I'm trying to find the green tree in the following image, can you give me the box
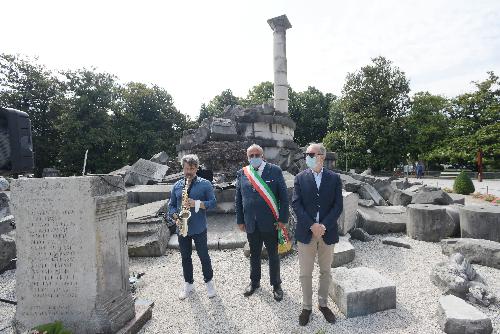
[0,54,66,176]
[289,87,336,146]
[242,81,274,106]
[197,89,240,122]
[406,92,449,160]
[325,56,411,170]
[424,72,500,169]
[56,69,120,175]
[115,82,191,164]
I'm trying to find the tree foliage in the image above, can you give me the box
[197,89,240,122]
[325,56,411,170]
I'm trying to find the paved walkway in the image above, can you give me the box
[407,177,500,197]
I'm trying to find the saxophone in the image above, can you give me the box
[177,177,191,237]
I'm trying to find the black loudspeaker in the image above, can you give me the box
[0,107,34,175]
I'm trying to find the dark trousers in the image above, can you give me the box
[247,228,281,287]
[178,230,213,284]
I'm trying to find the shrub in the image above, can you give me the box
[453,171,475,195]
[484,194,496,202]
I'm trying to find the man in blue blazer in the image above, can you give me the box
[235,144,289,301]
[292,143,343,326]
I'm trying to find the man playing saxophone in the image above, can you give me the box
[168,154,217,299]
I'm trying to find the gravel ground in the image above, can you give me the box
[1,234,499,334]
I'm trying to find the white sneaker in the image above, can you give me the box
[179,282,194,300]
[206,280,216,298]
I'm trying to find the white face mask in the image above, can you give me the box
[306,156,317,169]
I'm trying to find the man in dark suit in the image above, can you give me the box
[235,144,289,301]
[292,143,343,326]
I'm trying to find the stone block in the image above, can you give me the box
[411,188,453,205]
[329,267,396,318]
[358,199,374,208]
[124,159,169,186]
[373,181,395,201]
[339,174,363,193]
[358,184,386,206]
[459,205,500,242]
[448,193,466,205]
[350,228,374,242]
[438,295,493,334]
[407,204,458,242]
[11,176,135,334]
[150,151,169,165]
[389,189,413,206]
[127,217,170,257]
[127,200,166,220]
[357,206,407,235]
[332,237,355,267]
[0,192,10,219]
[441,238,500,269]
[337,191,359,235]
[127,184,173,205]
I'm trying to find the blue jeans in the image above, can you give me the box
[178,230,213,284]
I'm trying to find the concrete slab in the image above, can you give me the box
[357,206,407,235]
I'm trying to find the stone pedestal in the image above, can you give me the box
[329,266,396,318]
[459,205,500,242]
[11,176,135,334]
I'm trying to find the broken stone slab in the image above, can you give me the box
[448,193,466,205]
[150,151,169,165]
[405,184,425,192]
[162,172,184,183]
[339,173,364,193]
[209,117,239,141]
[411,188,454,205]
[441,238,500,269]
[329,266,396,318]
[407,204,459,242]
[332,236,355,267]
[116,299,154,334]
[127,200,166,220]
[358,199,375,208]
[109,165,132,177]
[438,295,493,334]
[382,237,411,249]
[459,205,500,243]
[388,189,413,206]
[337,191,359,235]
[358,184,386,206]
[350,228,374,242]
[0,230,16,273]
[127,184,173,205]
[0,214,14,235]
[127,217,170,257]
[357,206,407,235]
[124,159,169,186]
[41,167,60,177]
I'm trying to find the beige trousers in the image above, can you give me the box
[298,236,335,310]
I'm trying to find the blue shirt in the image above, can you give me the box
[167,176,216,236]
[312,168,323,222]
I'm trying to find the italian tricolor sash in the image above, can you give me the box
[243,165,279,221]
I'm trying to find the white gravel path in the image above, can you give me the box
[1,234,499,333]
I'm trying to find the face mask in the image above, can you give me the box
[305,156,317,169]
[249,157,263,168]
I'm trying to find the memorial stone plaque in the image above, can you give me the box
[10,176,135,334]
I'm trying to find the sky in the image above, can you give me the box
[2,0,500,119]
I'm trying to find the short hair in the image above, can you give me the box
[181,154,200,167]
[246,144,264,155]
[308,143,326,155]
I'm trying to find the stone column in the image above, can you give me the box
[11,176,135,334]
[268,15,292,114]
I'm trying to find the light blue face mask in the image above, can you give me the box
[249,157,263,168]
[305,156,317,169]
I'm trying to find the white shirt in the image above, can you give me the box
[311,168,323,222]
[256,161,266,177]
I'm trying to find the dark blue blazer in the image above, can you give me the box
[292,168,343,245]
[235,163,289,233]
